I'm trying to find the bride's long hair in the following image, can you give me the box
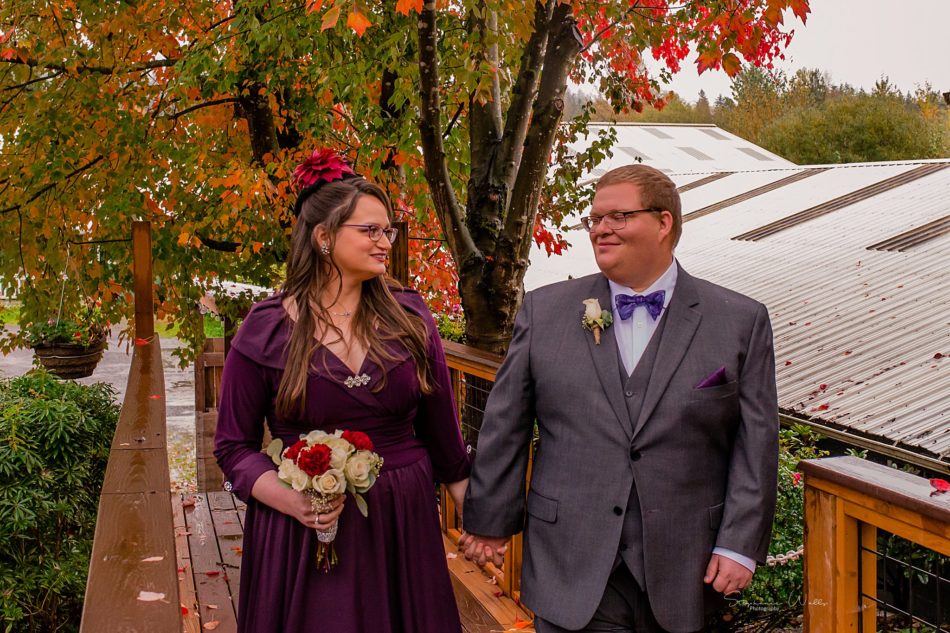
[276,178,433,419]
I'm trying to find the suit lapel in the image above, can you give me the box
[632,267,702,439]
[582,275,635,439]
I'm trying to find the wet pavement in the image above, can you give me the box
[1,328,197,490]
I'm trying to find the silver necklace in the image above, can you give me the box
[327,307,352,317]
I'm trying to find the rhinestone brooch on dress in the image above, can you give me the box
[344,373,371,388]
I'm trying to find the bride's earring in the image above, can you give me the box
[320,243,330,256]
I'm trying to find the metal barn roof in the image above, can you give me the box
[526,159,950,469]
[569,123,795,177]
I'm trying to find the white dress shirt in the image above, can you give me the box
[608,259,756,574]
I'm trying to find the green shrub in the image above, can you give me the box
[0,370,119,633]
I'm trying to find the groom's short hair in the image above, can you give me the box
[596,164,682,247]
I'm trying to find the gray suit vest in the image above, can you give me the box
[616,311,670,589]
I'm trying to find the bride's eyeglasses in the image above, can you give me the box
[340,224,399,243]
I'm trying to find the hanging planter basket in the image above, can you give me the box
[32,334,107,379]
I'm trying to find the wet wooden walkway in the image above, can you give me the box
[173,493,535,633]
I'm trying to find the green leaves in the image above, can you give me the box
[0,369,119,632]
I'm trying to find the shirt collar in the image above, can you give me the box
[608,258,678,308]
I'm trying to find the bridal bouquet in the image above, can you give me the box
[267,429,383,571]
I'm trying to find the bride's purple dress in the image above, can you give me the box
[214,289,470,633]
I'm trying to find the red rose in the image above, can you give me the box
[284,439,308,463]
[296,444,332,477]
[342,430,374,452]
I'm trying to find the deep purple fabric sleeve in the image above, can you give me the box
[410,303,471,484]
[213,347,277,503]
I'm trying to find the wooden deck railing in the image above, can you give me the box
[799,456,950,632]
[440,340,533,604]
[80,222,181,631]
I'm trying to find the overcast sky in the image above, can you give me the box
[653,0,950,102]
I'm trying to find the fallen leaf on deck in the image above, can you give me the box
[930,479,950,494]
[182,497,196,508]
[203,621,220,630]
[513,619,532,629]
[446,552,457,559]
[181,606,189,615]
[486,575,497,584]
[141,556,164,563]
[494,591,504,598]
[206,604,219,609]
[137,591,165,602]
[205,571,220,576]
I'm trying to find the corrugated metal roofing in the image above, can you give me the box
[733,163,949,241]
[569,123,795,177]
[867,214,950,252]
[526,160,950,466]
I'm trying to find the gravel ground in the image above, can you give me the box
[1,328,198,492]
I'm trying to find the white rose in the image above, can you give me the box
[305,430,329,444]
[329,446,350,471]
[582,298,602,321]
[344,451,378,493]
[278,460,310,492]
[313,468,347,496]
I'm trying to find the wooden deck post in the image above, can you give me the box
[802,482,861,632]
[132,221,154,339]
[390,220,409,286]
[800,456,950,633]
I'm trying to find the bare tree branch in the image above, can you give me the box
[417,0,478,264]
[504,2,581,256]
[0,57,177,75]
[495,0,553,193]
[165,97,239,120]
[469,1,503,181]
[0,155,104,216]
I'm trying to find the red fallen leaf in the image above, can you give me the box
[134,337,149,346]
[843,351,852,355]
[181,606,189,615]
[149,394,162,400]
[493,591,504,598]
[205,571,220,577]
[934,353,945,360]
[804,322,811,326]
[784,361,793,366]
[819,383,828,390]
[930,479,950,492]
[813,404,830,412]
[513,620,532,629]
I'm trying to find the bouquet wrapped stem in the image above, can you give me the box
[309,491,342,572]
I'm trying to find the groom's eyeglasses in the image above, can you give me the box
[580,208,661,232]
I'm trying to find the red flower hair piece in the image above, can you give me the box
[293,149,356,189]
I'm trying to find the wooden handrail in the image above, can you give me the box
[80,223,179,631]
[799,456,950,633]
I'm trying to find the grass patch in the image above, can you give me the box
[156,314,226,339]
[0,303,20,325]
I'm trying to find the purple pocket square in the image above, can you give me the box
[695,367,728,389]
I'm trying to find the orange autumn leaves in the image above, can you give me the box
[306,0,424,37]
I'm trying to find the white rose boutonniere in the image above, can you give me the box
[581,298,613,345]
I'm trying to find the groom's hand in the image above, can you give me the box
[704,554,753,596]
[458,532,508,567]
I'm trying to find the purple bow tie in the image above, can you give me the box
[615,290,666,321]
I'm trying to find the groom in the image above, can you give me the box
[461,164,779,633]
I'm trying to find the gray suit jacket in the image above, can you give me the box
[464,266,779,632]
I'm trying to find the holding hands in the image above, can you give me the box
[458,531,508,567]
